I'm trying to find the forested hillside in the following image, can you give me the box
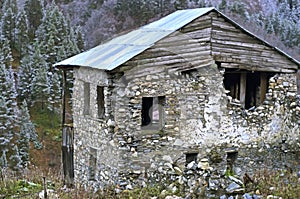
[0,0,83,171]
[0,0,299,173]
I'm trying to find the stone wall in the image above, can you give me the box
[72,67,119,187]
[71,64,299,190]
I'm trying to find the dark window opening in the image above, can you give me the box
[186,153,198,164]
[223,69,274,109]
[83,82,90,115]
[89,147,97,180]
[97,86,105,118]
[141,96,165,130]
[226,150,238,174]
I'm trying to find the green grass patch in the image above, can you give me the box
[30,105,61,140]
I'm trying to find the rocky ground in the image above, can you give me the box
[113,142,300,199]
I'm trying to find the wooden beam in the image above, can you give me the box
[297,69,300,95]
[260,73,268,103]
[62,70,67,125]
[240,73,247,107]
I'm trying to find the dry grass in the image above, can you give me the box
[0,167,299,198]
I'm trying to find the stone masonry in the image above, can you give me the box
[71,63,299,190]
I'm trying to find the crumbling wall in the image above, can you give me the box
[71,65,299,190]
[225,73,299,148]
[110,64,299,188]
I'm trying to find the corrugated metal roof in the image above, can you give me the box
[54,7,215,70]
[55,7,299,70]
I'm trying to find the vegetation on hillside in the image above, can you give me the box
[0,0,83,172]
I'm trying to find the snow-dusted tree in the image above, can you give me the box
[9,145,22,171]
[0,95,13,154]
[36,2,69,66]
[30,45,49,109]
[15,10,30,58]
[1,0,18,15]
[0,35,13,68]
[0,150,8,168]
[0,66,18,162]
[73,26,85,52]
[17,55,34,103]
[47,70,61,112]
[1,0,18,50]
[24,0,43,40]
[0,35,18,160]
[18,100,41,167]
[34,2,83,111]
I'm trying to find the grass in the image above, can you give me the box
[28,104,62,171]
[30,104,61,141]
[249,169,300,198]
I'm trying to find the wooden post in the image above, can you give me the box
[62,70,67,126]
[240,73,247,108]
[43,176,47,198]
[260,73,268,103]
[61,69,74,187]
[297,69,300,95]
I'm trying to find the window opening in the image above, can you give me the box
[223,69,273,109]
[97,86,105,118]
[141,96,165,130]
[83,82,90,115]
[186,153,198,164]
[89,147,97,180]
[226,149,238,175]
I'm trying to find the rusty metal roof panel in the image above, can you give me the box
[54,7,215,70]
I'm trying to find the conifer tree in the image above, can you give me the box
[34,1,83,112]
[9,145,22,171]
[74,26,85,53]
[24,0,43,40]
[0,64,18,134]
[18,100,41,167]
[48,70,61,112]
[30,45,49,109]
[0,150,8,168]
[15,10,30,59]
[0,95,13,154]
[36,2,69,66]
[17,55,35,104]
[0,35,13,68]
[0,64,18,160]
[0,0,18,50]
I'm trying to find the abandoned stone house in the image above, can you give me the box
[55,7,300,188]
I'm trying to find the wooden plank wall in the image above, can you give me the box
[116,15,214,78]
[114,10,298,78]
[210,12,298,73]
